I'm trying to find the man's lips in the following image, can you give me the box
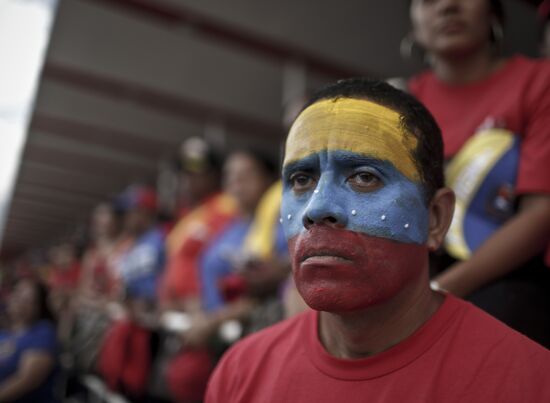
[292,226,363,265]
[301,254,353,265]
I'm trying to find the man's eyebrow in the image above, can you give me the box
[282,155,318,177]
[331,153,386,168]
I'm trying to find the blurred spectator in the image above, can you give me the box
[114,185,165,307]
[70,202,122,373]
[47,243,81,299]
[159,137,238,311]
[193,150,280,331]
[166,149,279,403]
[0,278,59,403]
[407,0,550,346]
[46,243,81,343]
[79,203,122,302]
[199,151,278,313]
[96,185,165,399]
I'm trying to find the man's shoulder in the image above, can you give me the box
[449,295,549,361]
[438,296,550,401]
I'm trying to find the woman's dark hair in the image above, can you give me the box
[15,278,55,323]
[34,280,55,322]
[301,78,444,203]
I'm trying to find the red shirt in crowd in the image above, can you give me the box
[159,193,238,303]
[207,294,550,403]
[49,262,81,292]
[409,56,550,264]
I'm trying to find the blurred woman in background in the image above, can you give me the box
[0,278,59,402]
[70,202,122,373]
[407,0,550,346]
[166,149,280,403]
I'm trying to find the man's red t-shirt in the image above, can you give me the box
[206,295,550,403]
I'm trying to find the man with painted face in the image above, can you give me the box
[206,79,550,403]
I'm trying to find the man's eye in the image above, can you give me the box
[289,173,316,193]
[347,172,382,192]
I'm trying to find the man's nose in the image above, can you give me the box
[302,186,349,230]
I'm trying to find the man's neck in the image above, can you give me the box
[431,46,504,85]
[318,280,444,359]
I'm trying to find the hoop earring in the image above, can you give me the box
[490,20,504,51]
[400,33,416,60]
[400,32,431,65]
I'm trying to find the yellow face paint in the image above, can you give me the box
[284,98,420,181]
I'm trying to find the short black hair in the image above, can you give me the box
[302,78,444,202]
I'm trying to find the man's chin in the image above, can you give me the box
[297,282,379,313]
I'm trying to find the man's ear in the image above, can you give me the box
[426,187,455,251]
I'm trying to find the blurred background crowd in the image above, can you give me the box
[0,0,550,402]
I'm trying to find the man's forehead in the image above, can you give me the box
[283,98,419,182]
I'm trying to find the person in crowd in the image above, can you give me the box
[70,202,122,372]
[48,242,81,285]
[114,185,165,310]
[79,203,122,305]
[46,243,81,343]
[166,149,282,403]
[197,150,279,316]
[0,278,59,403]
[159,137,238,311]
[206,78,550,403]
[96,185,165,399]
[406,0,550,347]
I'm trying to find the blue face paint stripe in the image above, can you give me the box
[281,150,429,245]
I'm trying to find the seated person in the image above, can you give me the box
[0,278,59,403]
[206,78,550,403]
[166,150,279,402]
[46,242,81,344]
[159,137,238,312]
[199,151,280,316]
[96,185,165,398]
[70,202,123,372]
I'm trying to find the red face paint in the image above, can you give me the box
[288,226,428,312]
